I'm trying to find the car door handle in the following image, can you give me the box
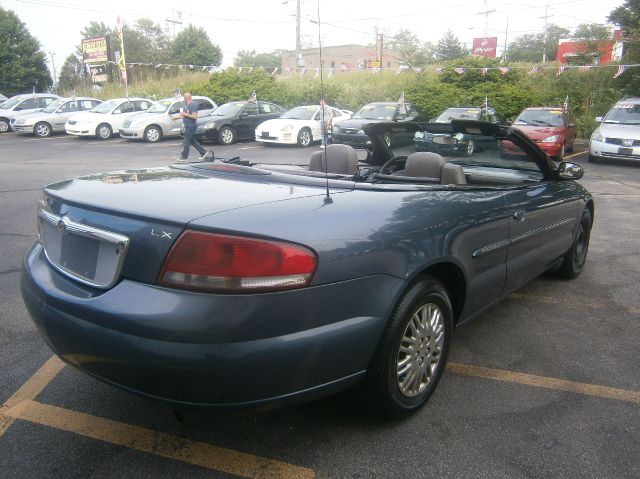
[513,210,526,222]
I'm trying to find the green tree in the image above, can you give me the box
[386,29,434,66]
[234,50,283,68]
[171,25,222,67]
[58,54,87,92]
[0,7,52,95]
[434,30,468,61]
[609,0,640,62]
[507,24,570,62]
[124,19,171,64]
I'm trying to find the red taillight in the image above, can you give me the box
[158,231,317,293]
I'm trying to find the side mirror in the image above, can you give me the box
[557,161,584,180]
[114,109,121,114]
[595,116,603,123]
[239,112,248,119]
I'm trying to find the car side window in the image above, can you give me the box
[313,111,321,121]
[136,101,152,111]
[169,102,183,115]
[60,101,79,112]
[79,100,95,110]
[259,102,273,114]
[16,98,37,110]
[242,104,258,116]
[196,99,214,111]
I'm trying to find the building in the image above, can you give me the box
[557,30,624,65]
[281,44,403,71]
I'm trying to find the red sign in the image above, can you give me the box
[472,37,498,58]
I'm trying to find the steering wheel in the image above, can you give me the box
[379,156,407,175]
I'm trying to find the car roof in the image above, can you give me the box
[157,96,212,102]
[362,102,404,106]
[521,107,563,111]
[58,97,102,101]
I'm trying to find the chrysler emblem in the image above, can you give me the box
[57,219,68,235]
[623,139,634,147]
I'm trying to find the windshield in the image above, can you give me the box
[396,126,544,178]
[353,104,397,120]
[1,97,23,110]
[91,99,120,114]
[43,99,65,113]
[435,108,481,123]
[281,106,317,120]
[603,103,640,124]
[214,102,245,116]
[515,109,564,127]
[146,100,172,113]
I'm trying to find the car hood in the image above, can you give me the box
[43,166,334,226]
[197,114,234,125]
[597,122,640,139]
[513,125,564,139]
[338,118,389,129]
[126,111,167,122]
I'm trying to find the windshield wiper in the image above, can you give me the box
[529,120,554,126]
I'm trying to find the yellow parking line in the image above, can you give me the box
[562,150,586,160]
[0,356,64,437]
[3,400,315,479]
[447,362,640,405]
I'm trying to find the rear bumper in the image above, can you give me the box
[22,243,399,411]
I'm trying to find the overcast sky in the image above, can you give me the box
[1,0,625,77]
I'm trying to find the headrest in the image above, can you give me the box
[309,144,359,174]
[404,152,446,178]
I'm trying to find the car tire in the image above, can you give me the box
[588,154,601,163]
[383,132,392,147]
[96,123,112,140]
[554,209,592,279]
[0,118,9,133]
[219,126,235,145]
[365,277,453,418]
[554,144,566,161]
[34,122,52,138]
[297,127,313,147]
[144,125,163,143]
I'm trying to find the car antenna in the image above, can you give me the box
[316,1,333,205]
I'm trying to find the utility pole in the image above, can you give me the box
[502,17,509,62]
[540,5,553,62]
[165,10,183,39]
[296,0,301,68]
[48,52,57,90]
[478,0,496,39]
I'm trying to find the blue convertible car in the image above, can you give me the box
[22,120,593,417]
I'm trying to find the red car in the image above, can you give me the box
[506,107,577,159]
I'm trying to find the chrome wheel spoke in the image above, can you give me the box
[396,301,446,397]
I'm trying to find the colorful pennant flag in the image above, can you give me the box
[527,66,540,76]
[435,67,443,75]
[578,65,591,72]
[557,66,567,76]
[413,66,423,73]
[481,68,489,76]
[454,67,466,75]
[397,91,405,107]
[613,64,627,78]
[499,67,511,75]
[247,91,257,103]
[396,65,409,75]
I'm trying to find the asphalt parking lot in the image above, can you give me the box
[1,133,639,478]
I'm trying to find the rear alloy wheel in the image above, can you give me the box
[365,277,453,418]
[96,123,112,140]
[0,118,9,133]
[34,122,52,138]
[219,126,235,145]
[554,209,592,279]
[297,127,312,147]
[144,125,162,143]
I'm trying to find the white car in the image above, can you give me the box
[590,98,640,163]
[119,96,217,142]
[255,105,351,147]
[11,97,102,137]
[0,93,60,133]
[66,98,155,140]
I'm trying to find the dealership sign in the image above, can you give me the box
[89,64,108,83]
[472,37,498,58]
[81,36,110,63]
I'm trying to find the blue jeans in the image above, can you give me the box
[182,124,206,159]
